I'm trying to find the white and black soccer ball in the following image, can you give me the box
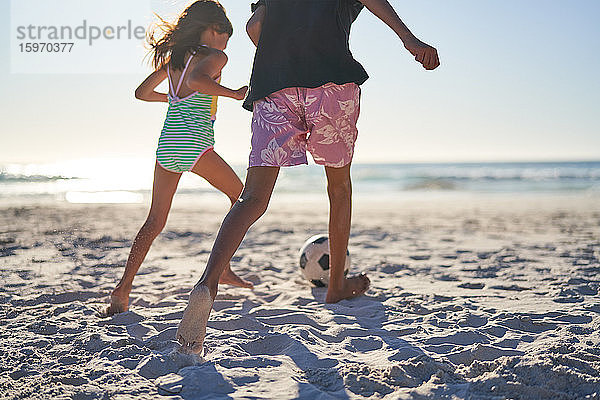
[299,234,350,287]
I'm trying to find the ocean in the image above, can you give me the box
[1,160,599,204]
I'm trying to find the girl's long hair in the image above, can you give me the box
[147,0,233,71]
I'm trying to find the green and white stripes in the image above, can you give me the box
[156,92,215,173]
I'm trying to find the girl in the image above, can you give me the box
[106,0,251,316]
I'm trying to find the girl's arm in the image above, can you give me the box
[358,0,440,70]
[186,50,247,100]
[247,5,265,46]
[135,68,169,102]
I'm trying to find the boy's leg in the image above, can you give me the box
[191,150,253,289]
[303,82,368,302]
[106,162,181,316]
[197,166,279,295]
[324,163,370,303]
[177,166,279,353]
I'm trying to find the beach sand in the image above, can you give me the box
[1,193,599,399]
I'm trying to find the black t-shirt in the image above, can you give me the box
[243,0,369,111]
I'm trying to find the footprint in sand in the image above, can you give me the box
[458,282,485,289]
[410,254,431,261]
[489,284,530,292]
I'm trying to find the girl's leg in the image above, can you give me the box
[191,149,243,204]
[191,150,253,289]
[177,166,279,353]
[105,162,181,316]
[323,163,370,303]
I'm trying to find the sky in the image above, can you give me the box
[1,0,599,165]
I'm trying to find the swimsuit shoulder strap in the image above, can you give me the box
[173,52,196,98]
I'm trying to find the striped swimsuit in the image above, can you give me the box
[156,51,217,173]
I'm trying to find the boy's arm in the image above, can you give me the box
[358,0,440,70]
[246,4,265,46]
[186,50,248,100]
[135,68,169,102]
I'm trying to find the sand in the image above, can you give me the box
[1,193,599,399]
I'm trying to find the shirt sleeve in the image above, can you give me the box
[340,0,364,24]
[251,1,266,13]
[350,0,364,12]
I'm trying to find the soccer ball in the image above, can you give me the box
[299,234,350,287]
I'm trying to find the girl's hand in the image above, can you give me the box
[404,37,440,70]
[188,51,247,100]
[232,86,248,101]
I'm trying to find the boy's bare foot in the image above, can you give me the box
[176,285,214,354]
[104,290,129,317]
[219,264,254,289]
[325,274,370,303]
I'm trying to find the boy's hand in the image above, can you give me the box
[359,0,440,71]
[404,37,440,70]
[232,86,249,101]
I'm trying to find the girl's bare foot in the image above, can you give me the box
[219,264,254,289]
[177,285,213,354]
[103,289,129,317]
[325,274,370,303]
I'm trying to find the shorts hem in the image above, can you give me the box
[247,160,308,169]
[313,159,353,168]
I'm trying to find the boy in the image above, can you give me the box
[177,0,439,354]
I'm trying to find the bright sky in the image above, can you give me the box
[1,0,599,165]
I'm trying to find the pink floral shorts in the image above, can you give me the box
[249,82,361,168]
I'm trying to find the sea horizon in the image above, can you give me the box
[1,159,599,205]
